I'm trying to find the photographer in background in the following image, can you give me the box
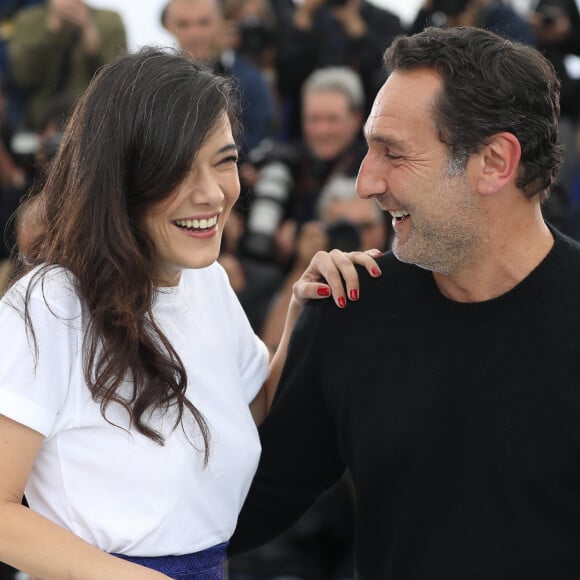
[0,77,27,265]
[0,92,72,300]
[162,0,276,154]
[241,66,367,264]
[222,0,277,81]
[410,0,534,44]
[8,0,126,132]
[529,0,580,206]
[271,0,402,139]
[0,0,43,134]
[259,174,388,353]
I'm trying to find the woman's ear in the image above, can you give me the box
[476,132,521,196]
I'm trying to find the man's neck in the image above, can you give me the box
[432,211,554,303]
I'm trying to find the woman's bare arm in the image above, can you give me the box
[0,414,169,580]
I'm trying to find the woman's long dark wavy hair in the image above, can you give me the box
[19,48,240,463]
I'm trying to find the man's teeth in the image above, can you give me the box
[174,216,218,230]
[389,210,410,219]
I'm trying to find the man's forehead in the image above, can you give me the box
[372,68,441,111]
[362,117,408,151]
[363,71,440,141]
[168,0,220,16]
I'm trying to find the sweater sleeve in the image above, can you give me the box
[229,301,345,554]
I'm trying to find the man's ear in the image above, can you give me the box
[476,132,521,196]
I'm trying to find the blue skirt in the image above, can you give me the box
[113,542,227,579]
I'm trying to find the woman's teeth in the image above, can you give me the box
[174,216,218,230]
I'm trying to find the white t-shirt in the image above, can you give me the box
[0,263,269,556]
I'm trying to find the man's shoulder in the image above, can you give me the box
[12,4,46,26]
[551,227,580,267]
[363,251,423,285]
[230,54,268,85]
[304,252,426,319]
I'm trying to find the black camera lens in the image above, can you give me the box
[327,0,349,9]
[326,219,361,252]
[239,18,274,57]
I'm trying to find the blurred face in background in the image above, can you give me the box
[302,90,362,161]
[164,0,223,62]
[323,197,387,251]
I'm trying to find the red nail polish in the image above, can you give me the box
[371,267,381,277]
[349,289,358,300]
[317,286,330,297]
[338,296,346,308]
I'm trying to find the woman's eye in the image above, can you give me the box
[218,156,239,167]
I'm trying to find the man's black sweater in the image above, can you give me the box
[231,230,580,579]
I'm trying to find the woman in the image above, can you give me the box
[0,49,380,579]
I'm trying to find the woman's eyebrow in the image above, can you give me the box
[216,143,239,155]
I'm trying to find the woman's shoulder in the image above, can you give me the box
[2,265,83,318]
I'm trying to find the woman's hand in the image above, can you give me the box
[292,248,383,309]
[257,247,383,422]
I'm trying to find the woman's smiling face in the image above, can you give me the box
[141,113,240,286]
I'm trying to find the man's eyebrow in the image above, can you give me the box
[364,133,407,152]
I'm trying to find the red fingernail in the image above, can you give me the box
[317,286,330,297]
[338,296,346,308]
[349,289,358,300]
[371,268,381,277]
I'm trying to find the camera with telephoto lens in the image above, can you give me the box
[326,218,362,252]
[242,140,299,260]
[238,16,274,59]
[327,0,349,8]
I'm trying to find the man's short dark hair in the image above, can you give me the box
[384,26,564,200]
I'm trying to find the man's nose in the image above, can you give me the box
[356,154,387,200]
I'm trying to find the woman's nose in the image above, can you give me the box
[189,172,225,206]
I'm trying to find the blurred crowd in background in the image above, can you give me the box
[0,0,579,579]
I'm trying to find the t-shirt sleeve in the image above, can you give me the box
[215,264,270,404]
[0,274,83,437]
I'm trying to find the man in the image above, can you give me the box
[242,66,367,261]
[230,27,580,579]
[8,0,126,131]
[317,174,389,253]
[259,174,388,351]
[411,0,534,44]
[272,0,402,138]
[162,0,275,154]
[530,0,580,205]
